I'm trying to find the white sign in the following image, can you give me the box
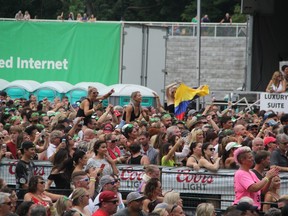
[260,93,288,112]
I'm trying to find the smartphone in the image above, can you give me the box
[62,138,66,143]
[100,164,105,169]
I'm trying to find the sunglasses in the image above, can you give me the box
[107,181,116,185]
[110,139,118,143]
[209,148,215,151]
[79,177,90,182]
[92,91,99,94]
[38,181,45,184]
[0,137,4,140]
[1,201,11,206]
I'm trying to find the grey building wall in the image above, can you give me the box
[165,37,246,91]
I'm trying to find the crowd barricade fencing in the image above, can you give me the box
[2,159,288,210]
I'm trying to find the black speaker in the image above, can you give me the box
[241,0,257,14]
[241,0,274,15]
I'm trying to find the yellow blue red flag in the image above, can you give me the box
[174,84,209,120]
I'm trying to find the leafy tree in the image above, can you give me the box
[0,0,244,22]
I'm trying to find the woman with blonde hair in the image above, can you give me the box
[54,196,72,216]
[122,91,149,124]
[195,203,216,216]
[163,191,183,207]
[266,71,286,93]
[71,188,91,216]
[191,128,204,144]
[76,86,114,125]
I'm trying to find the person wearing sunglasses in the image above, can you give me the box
[70,188,91,216]
[122,91,149,126]
[76,86,114,126]
[114,191,145,216]
[24,176,62,215]
[91,175,119,213]
[198,142,221,172]
[93,191,119,216]
[0,192,12,215]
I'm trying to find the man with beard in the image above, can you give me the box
[138,131,158,165]
[251,150,274,204]
[114,192,146,216]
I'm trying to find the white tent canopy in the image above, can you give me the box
[4,80,41,92]
[0,79,10,90]
[36,81,73,93]
[104,84,156,97]
[73,82,107,94]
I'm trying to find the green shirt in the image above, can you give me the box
[161,156,174,167]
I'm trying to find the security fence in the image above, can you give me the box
[2,159,288,213]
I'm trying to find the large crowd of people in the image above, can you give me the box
[0,82,288,216]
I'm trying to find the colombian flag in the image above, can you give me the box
[174,84,209,120]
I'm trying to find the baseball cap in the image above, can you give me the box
[99,175,115,192]
[126,192,145,204]
[225,142,242,151]
[263,136,277,146]
[187,109,197,116]
[20,141,35,150]
[97,191,118,204]
[236,202,258,211]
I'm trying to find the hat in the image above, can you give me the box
[98,191,118,204]
[47,110,56,117]
[186,117,201,129]
[225,142,242,151]
[103,123,114,134]
[20,141,35,150]
[188,109,197,116]
[264,136,277,146]
[236,202,258,211]
[99,175,115,191]
[247,123,258,130]
[126,192,145,204]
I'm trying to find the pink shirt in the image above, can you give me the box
[233,169,261,209]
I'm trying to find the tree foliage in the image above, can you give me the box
[0,0,245,22]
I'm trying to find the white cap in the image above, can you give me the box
[225,142,242,151]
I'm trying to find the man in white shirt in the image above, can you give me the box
[46,130,63,161]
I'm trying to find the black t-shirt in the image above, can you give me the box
[15,159,35,199]
[15,159,35,187]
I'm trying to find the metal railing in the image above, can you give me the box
[165,22,247,38]
[0,18,247,38]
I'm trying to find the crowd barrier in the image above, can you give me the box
[1,159,288,210]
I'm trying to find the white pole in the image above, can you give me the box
[196,0,201,110]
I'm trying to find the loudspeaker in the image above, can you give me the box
[241,0,257,14]
[241,0,274,15]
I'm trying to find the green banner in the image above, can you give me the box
[0,21,120,85]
